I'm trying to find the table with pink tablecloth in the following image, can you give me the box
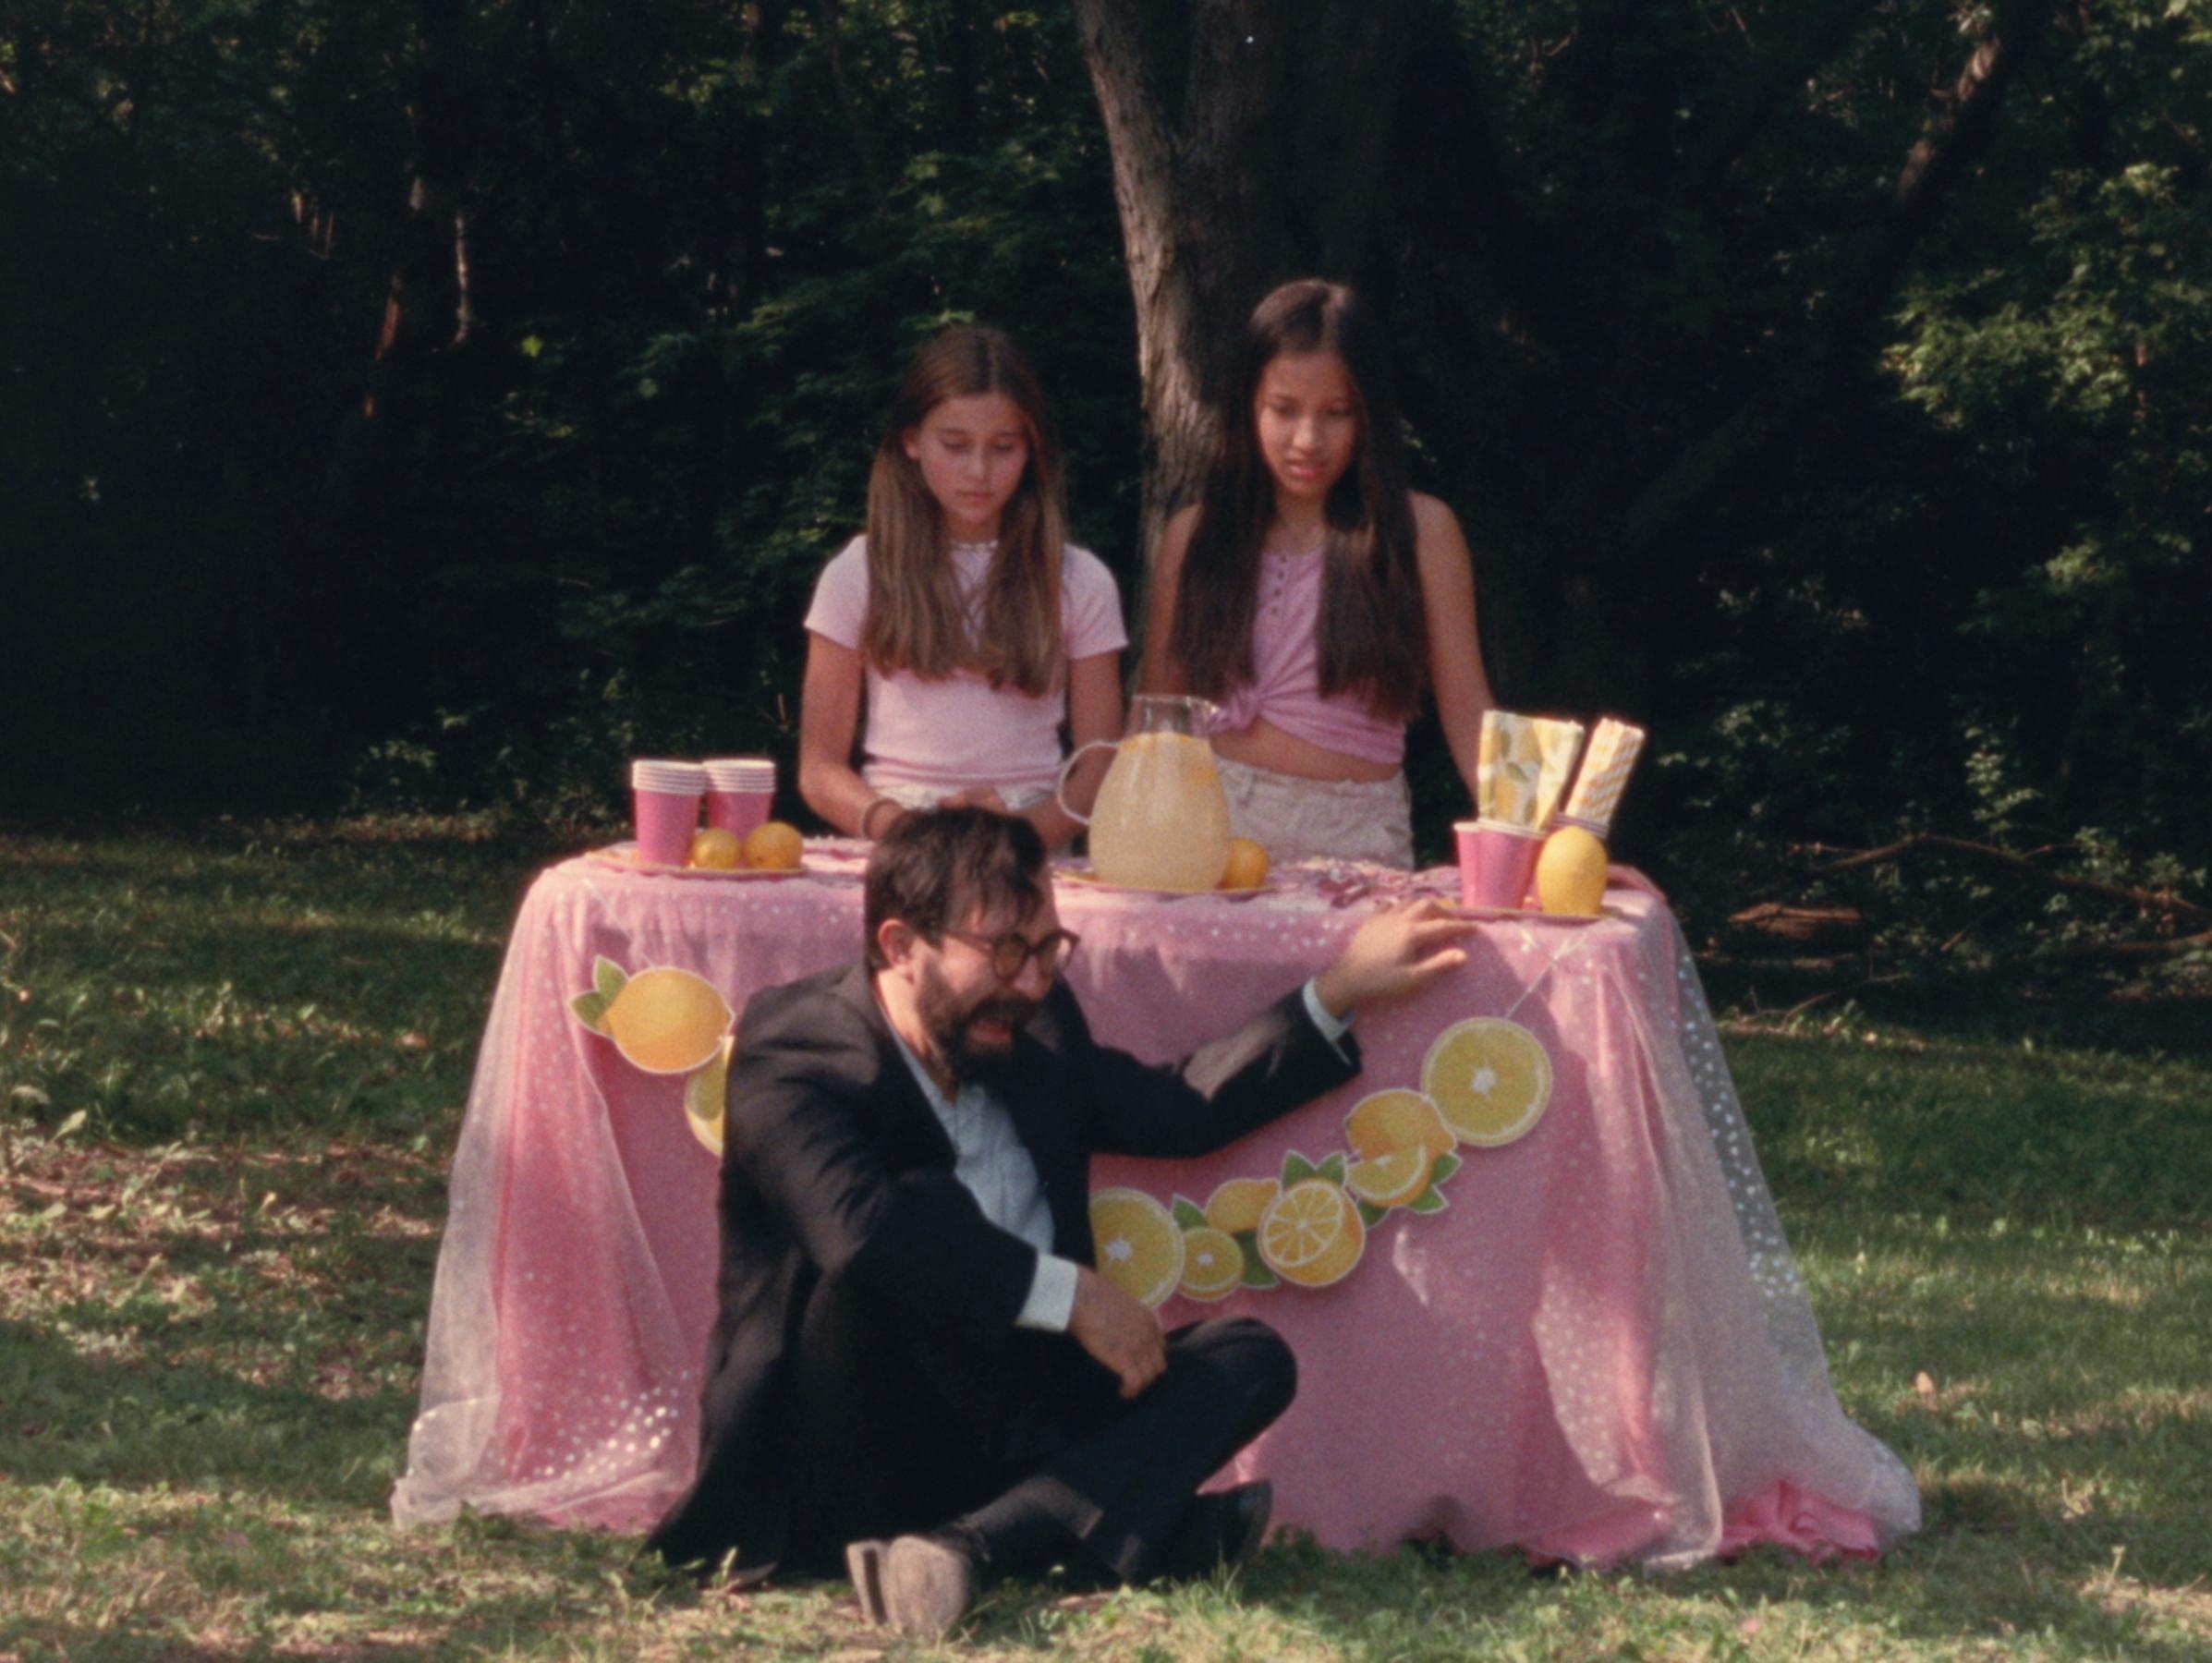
[392,843,1918,1567]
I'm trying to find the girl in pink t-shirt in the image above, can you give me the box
[1142,281,1494,867]
[798,326,1126,848]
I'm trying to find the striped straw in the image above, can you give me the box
[1561,718,1647,835]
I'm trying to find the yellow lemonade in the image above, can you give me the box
[1087,731,1232,892]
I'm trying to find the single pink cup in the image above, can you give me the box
[631,759,707,867]
[703,758,776,840]
[1455,819,1545,910]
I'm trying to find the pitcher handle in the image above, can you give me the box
[1054,739,1118,826]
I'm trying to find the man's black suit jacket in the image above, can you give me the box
[646,960,1360,1580]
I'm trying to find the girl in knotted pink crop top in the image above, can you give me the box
[1142,280,1493,867]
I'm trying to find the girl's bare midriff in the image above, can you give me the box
[1210,714,1399,783]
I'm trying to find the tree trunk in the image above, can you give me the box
[1074,0,1415,581]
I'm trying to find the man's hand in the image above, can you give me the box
[1067,1266,1167,1398]
[1313,898,1479,1019]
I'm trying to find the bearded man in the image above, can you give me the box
[648,807,1471,1637]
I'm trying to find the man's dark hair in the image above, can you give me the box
[863,807,1050,969]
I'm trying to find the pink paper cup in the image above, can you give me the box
[705,787,772,839]
[703,758,776,839]
[1456,819,1545,910]
[633,787,703,867]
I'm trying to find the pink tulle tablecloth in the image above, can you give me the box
[392,843,1919,1568]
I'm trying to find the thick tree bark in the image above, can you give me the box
[1074,0,1415,572]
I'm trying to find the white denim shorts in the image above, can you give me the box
[1213,753,1414,868]
[870,779,1052,812]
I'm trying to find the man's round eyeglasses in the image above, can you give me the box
[941,928,1081,982]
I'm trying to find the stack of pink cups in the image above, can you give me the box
[703,757,777,840]
[630,759,709,868]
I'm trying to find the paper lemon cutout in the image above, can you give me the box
[1344,1088,1456,1163]
[683,1037,735,1155]
[1257,1176,1365,1289]
[1089,1188,1185,1308]
[571,959,735,1075]
[1422,1017,1553,1147]
[1202,1176,1280,1235]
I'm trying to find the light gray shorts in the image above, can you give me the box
[1213,753,1414,868]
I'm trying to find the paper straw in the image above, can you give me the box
[1561,718,1647,834]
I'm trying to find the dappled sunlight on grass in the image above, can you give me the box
[4,821,2210,1658]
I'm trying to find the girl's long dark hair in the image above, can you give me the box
[1169,280,1426,719]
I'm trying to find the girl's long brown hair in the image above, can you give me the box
[1168,280,1426,719]
[862,326,1067,696]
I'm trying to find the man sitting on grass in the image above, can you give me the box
[648,807,1472,1638]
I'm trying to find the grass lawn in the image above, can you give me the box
[4,820,2207,1660]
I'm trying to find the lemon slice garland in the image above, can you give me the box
[1090,1015,1553,1305]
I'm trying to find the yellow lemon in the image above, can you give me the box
[1177,1226,1246,1302]
[688,827,745,870]
[1088,1188,1185,1308]
[1202,1175,1281,1235]
[602,965,736,1074]
[1343,1088,1456,1164]
[1536,825,1609,916]
[1219,837,1270,891]
[1345,1144,1433,1210]
[682,1037,734,1155]
[1256,1178,1365,1288]
[1421,1017,1553,1147]
[742,820,805,870]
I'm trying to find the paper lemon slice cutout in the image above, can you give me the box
[1089,1188,1185,1308]
[1256,1177,1365,1289]
[1177,1226,1246,1303]
[1421,1017,1553,1147]
[683,1037,735,1156]
[572,961,735,1075]
[1346,1144,1433,1210]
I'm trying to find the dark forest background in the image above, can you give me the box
[4,0,2206,984]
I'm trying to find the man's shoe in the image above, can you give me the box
[1159,1480,1272,1579]
[845,1533,979,1640]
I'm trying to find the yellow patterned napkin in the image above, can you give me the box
[1477,711,1588,830]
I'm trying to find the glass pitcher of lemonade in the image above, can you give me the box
[1055,695,1233,892]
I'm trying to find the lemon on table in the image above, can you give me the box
[1089,1188,1185,1308]
[1177,1226,1246,1302]
[602,965,736,1074]
[1202,1175,1281,1235]
[1345,1144,1434,1210]
[1219,837,1270,891]
[1536,825,1608,916]
[688,827,745,870]
[1343,1088,1456,1164]
[682,1037,735,1155]
[1256,1178,1365,1288]
[742,820,805,871]
[1421,1017,1553,1147]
